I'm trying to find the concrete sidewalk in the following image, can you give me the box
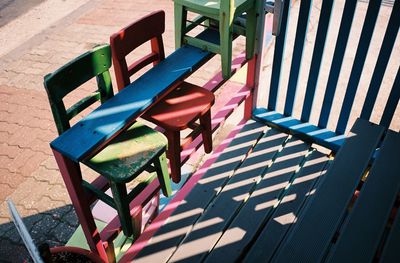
[0,0,245,261]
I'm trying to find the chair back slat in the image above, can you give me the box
[66,92,101,120]
[381,67,400,128]
[361,0,400,120]
[268,0,291,111]
[110,10,165,91]
[318,0,358,129]
[43,45,113,135]
[44,45,112,101]
[301,0,334,123]
[284,0,312,116]
[335,0,382,134]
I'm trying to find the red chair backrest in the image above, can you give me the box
[110,10,166,91]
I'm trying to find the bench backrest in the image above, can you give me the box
[262,0,399,135]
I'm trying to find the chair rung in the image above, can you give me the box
[187,122,200,130]
[86,176,109,204]
[181,126,203,150]
[128,52,160,76]
[232,24,246,36]
[91,176,109,191]
[82,180,116,209]
[145,164,157,174]
[127,173,157,201]
[185,15,209,33]
[184,36,221,54]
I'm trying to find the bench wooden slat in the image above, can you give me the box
[381,67,400,128]
[242,151,330,263]
[318,0,358,129]
[360,0,400,121]
[205,138,315,263]
[268,0,290,110]
[301,0,334,122]
[133,120,266,263]
[335,0,382,134]
[327,130,400,262]
[380,206,400,262]
[284,0,312,116]
[50,44,212,161]
[169,129,290,262]
[272,119,384,263]
[254,108,345,152]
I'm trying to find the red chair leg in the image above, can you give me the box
[165,130,182,183]
[148,194,160,223]
[52,149,109,262]
[200,109,213,154]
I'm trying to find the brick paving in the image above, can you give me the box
[0,0,244,261]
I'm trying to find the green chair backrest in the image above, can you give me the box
[44,44,114,135]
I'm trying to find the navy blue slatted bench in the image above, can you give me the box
[254,0,400,152]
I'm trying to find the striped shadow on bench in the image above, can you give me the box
[130,119,331,262]
[254,0,400,152]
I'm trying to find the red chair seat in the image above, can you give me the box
[142,82,215,131]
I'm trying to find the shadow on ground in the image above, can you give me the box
[0,204,78,262]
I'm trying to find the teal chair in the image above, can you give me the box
[174,0,258,79]
[43,44,172,237]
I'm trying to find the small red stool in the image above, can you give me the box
[142,82,214,182]
[110,11,215,182]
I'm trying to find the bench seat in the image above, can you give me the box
[253,108,346,152]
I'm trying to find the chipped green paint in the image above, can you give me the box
[84,122,168,183]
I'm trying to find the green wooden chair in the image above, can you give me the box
[43,44,172,237]
[174,0,258,79]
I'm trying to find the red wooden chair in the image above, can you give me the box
[110,10,215,183]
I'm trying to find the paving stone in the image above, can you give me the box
[40,157,59,171]
[0,220,14,238]
[49,221,77,243]
[19,152,50,178]
[0,239,30,263]
[30,214,60,241]
[0,143,20,159]
[0,170,24,189]
[0,156,13,169]
[33,196,68,214]
[6,149,36,172]
[47,205,73,221]
[61,209,79,227]
[32,165,63,185]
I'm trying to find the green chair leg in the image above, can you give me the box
[219,13,233,79]
[245,6,257,60]
[110,182,135,236]
[174,3,186,49]
[154,152,172,197]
